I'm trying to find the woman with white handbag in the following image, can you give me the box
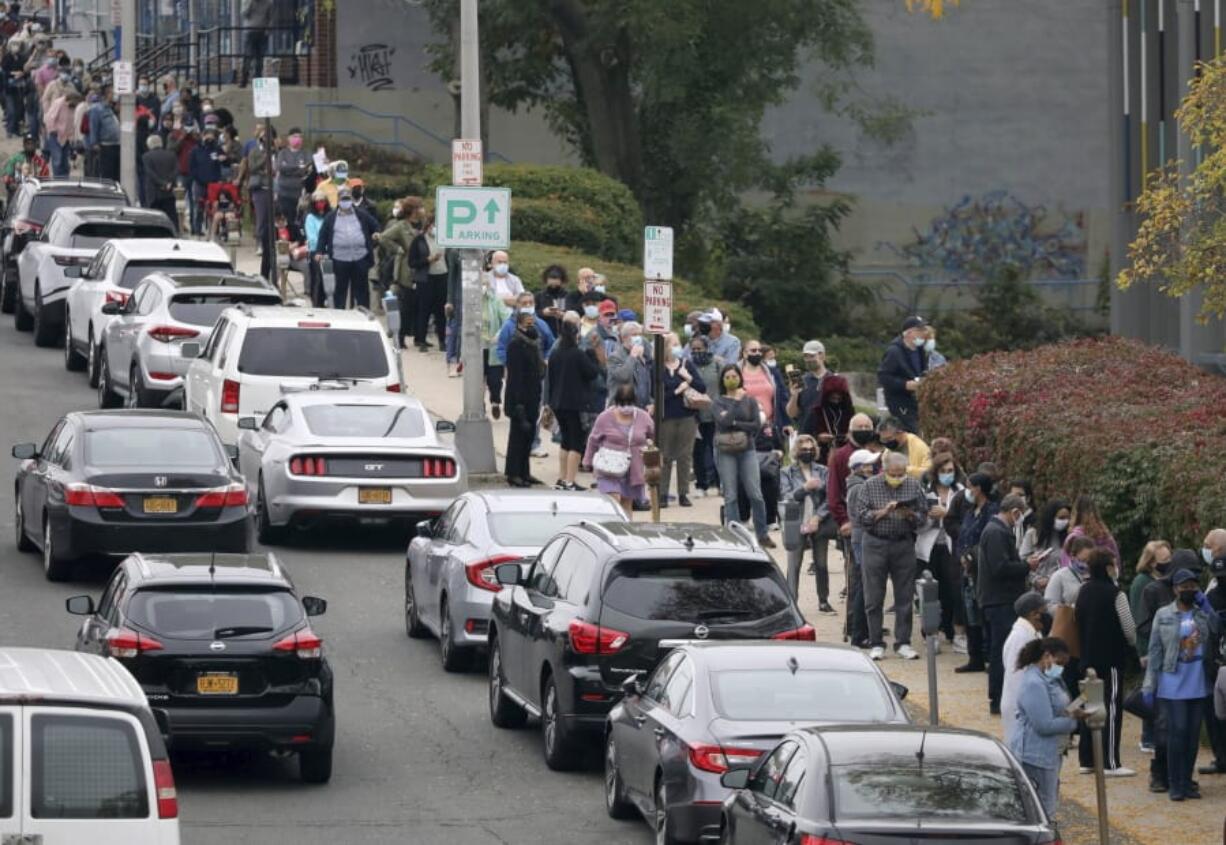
[583,383,655,515]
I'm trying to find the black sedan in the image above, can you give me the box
[718,725,1059,845]
[13,409,249,580]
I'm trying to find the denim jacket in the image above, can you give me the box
[780,462,828,524]
[1143,602,1220,693]
[1009,665,1076,770]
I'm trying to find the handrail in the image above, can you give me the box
[305,103,512,163]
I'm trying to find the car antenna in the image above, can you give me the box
[684,533,694,552]
[915,730,927,769]
[787,656,798,675]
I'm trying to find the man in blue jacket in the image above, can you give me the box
[313,186,381,308]
[496,291,555,362]
[877,315,930,433]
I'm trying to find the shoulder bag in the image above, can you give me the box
[593,409,635,478]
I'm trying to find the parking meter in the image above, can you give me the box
[1079,668,1110,845]
[914,569,942,638]
[641,443,661,523]
[1080,669,1107,730]
[781,500,802,598]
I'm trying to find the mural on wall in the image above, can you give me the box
[883,190,1087,281]
[348,43,397,91]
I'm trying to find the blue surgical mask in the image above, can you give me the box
[631,336,644,347]
[912,336,926,349]
[1044,663,1064,680]
[594,285,606,294]
[494,262,509,276]
[963,488,975,504]
[338,199,353,210]
[584,305,598,319]
[670,346,683,359]
[924,338,936,353]
[938,472,955,487]
[1203,547,1214,565]
[683,324,693,338]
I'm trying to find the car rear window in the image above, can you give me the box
[30,713,148,819]
[169,292,281,326]
[302,403,426,438]
[488,512,620,547]
[832,758,1029,823]
[29,194,126,223]
[0,713,10,818]
[237,327,390,378]
[712,669,892,722]
[70,223,172,248]
[85,428,221,467]
[602,561,792,623]
[121,261,233,290]
[127,589,304,640]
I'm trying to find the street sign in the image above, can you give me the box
[113,61,134,95]
[644,225,674,280]
[252,77,281,119]
[451,139,483,186]
[435,186,511,249]
[111,0,122,25]
[643,281,673,334]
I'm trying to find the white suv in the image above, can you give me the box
[0,646,180,844]
[184,305,405,444]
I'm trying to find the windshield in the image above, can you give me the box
[237,328,390,378]
[127,589,304,640]
[712,669,892,722]
[603,561,792,623]
[84,428,221,467]
[120,261,233,290]
[488,512,621,547]
[169,292,281,327]
[832,757,1029,823]
[302,403,426,438]
[29,194,126,224]
[71,223,172,249]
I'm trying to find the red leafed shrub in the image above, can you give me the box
[919,336,1226,572]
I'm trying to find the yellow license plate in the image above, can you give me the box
[358,487,392,505]
[196,674,238,695]
[143,496,178,514]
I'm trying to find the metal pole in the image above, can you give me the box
[264,115,275,284]
[925,633,939,725]
[1091,724,1109,844]
[1177,0,1197,359]
[454,0,497,475]
[1108,0,1128,337]
[651,333,664,522]
[119,0,137,201]
[188,0,197,80]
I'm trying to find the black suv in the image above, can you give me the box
[487,522,813,770]
[65,552,335,783]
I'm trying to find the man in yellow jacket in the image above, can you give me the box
[877,417,930,479]
[318,160,351,208]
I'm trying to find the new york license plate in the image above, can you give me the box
[196,673,238,695]
[358,487,392,505]
[143,496,178,514]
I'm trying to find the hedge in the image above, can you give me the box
[918,336,1226,581]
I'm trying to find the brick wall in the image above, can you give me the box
[300,1,336,87]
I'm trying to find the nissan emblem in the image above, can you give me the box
[693,624,709,640]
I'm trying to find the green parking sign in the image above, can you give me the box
[435,186,512,249]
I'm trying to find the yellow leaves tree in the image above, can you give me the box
[906,0,960,18]
[1121,57,1226,319]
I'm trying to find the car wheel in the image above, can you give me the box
[14,490,35,553]
[42,518,70,582]
[541,674,580,771]
[97,346,121,408]
[63,313,86,371]
[439,597,471,672]
[127,364,150,408]
[13,283,32,331]
[404,571,427,638]
[32,283,58,347]
[298,746,332,784]
[0,262,15,314]
[655,777,679,845]
[605,733,637,820]
[487,635,526,729]
[86,330,101,387]
[255,479,284,545]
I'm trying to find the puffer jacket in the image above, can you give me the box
[1009,665,1077,771]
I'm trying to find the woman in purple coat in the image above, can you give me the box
[584,383,655,515]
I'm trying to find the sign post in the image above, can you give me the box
[644,226,674,523]
[252,78,281,284]
[117,0,135,202]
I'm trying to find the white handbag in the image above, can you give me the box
[593,447,631,478]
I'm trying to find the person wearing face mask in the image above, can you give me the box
[275,127,310,222]
[578,289,602,338]
[781,435,836,613]
[1143,569,1221,800]
[1010,637,1088,816]
[2,131,46,191]
[657,332,704,509]
[827,413,877,543]
[1197,530,1226,777]
[1007,479,1036,550]
[135,76,160,121]
[38,56,70,125]
[606,321,654,413]
[85,90,120,181]
[877,416,930,480]
[410,213,447,352]
[953,473,998,673]
[924,326,947,368]
[319,159,350,208]
[496,291,556,364]
[141,134,179,232]
[349,178,380,226]
[188,127,226,236]
[377,197,417,348]
[1020,499,1071,593]
[876,316,929,434]
[785,339,828,432]
[917,452,964,645]
[3,40,29,138]
[1001,592,1047,746]
[713,363,772,547]
[1044,535,1094,698]
[1128,541,1171,755]
[546,317,602,491]
[584,383,655,514]
[564,266,599,314]
[739,339,789,525]
[239,124,275,279]
[534,265,570,339]
[844,448,881,647]
[313,186,380,309]
[1137,547,1201,678]
[808,374,855,465]
[504,308,547,488]
[486,249,523,307]
[1059,495,1120,570]
[687,335,723,497]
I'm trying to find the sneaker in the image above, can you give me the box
[1139,742,1155,754]
[869,646,885,661]
[818,602,837,615]
[678,495,692,507]
[491,404,502,420]
[554,480,570,490]
[989,703,1000,715]
[953,634,968,654]
[1104,768,1137,778]
[1079,767,1093,775]
[531,448,550,458]
[1197,762,1226,775]
[954,662,985,674]
[525,476,544,486]
[896,644,919,660]
[1149,779,1169,793]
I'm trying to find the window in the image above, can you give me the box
[603,561,792,624]
[29,193,127,225]
[47,422,75,467]
[119,261,232,290]
[202,318,228,361]
[776,749,807,808]
[561,542,599,604]
[830,757,1028,823]
[85,244,113,281]
[84,428,222,467]
[70,222,172,249]
[643,651,684,703]
[125,588,304,639]
[659,657,694,717]
[137,286,162,316]
[262,404,288,433]
[710,670,894,723]
[432,500,461,540]
[527,539,568,597]
[300,404,427,439]
[448,504,471,544]
[39,420,65,460]
[485,510,621,547]
[236,328,390,379]
[748,741,797,802]
[168,292,281,327]
[96,570,125,624]
[31,714,148,819]
[127,283,149,315]
[0,713,11,819]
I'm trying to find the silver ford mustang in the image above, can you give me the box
[236,390,465,542]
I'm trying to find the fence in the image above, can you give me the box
[304,103,512,164]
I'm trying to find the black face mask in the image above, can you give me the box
[520,326,538,340]
[1177,590,1198,607]
[351,189,364,202]
[797,451,816,464]
[691,351,711,366]
[851,430,874,447]
[1155,562,1172,576]
[880,437,899,450]
[745,353,763,366]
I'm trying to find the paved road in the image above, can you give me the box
[0,315,649,843]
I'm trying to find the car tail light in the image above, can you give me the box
[147,325,200,343]
[106,628,164,658]
[12,218,42,237]
[289,455,329,476]
[773,623,817,641]
[297,321,331,328]
[465,554,521,593]
[567,619,629,655]
[421,457,456,478]
[273,628,323,659]
[386,383,401,393]
[104,289,130,307]
[687,743,763,774]
[220,378,240,413]
[194,483,248,508]
[148,371,177,381]
[798,836,853,845]
[64,483,126,508]
[152,759,178,818]
[52,254,87,267]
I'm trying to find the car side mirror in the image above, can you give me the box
[494,562,522,587]
[890,681,909,701]
[100,302,121,315]
[434,419,456,434]
[236,416,258,431]
[415,518,433,539]
[620,674,643,698]
[302,596,327,617]
[11,442,37,460]
[180,341,202,359]
[63,265,83,278]
[720,768,751,789]
[65,595,95,615]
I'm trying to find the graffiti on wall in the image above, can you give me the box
[883,191,1087,281]
[347,43,397,91]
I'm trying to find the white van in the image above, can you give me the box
[0,646,180,845]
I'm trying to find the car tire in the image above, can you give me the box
[13,284,32,331]
[0,263,15,314]
[438,597,470,672]
[127,364,150,409]
[605,733,637,820]
[14,490,35,553]
[42,517,70,582]
[97,346,121,408]
[32,283,58,347]
[404,571,427,638]
[255,479,284,545]
[298,746,332,784]
[87,330,102,387]
[541,673,580,771]
[487,635,526,729]
[655,777,679,845]
[63,313,86,371]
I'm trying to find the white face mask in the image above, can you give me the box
[1054,518,1070,531]
[924,338,936,353]
[494,262,509,276]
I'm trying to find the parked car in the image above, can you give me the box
[605,642,911,843]
[236,391,462,542]
[0,177,129,315]
[66,552,334,783]
[15,205,174,345]
[12,410,249,581]
[406,489,628,671]
[98,272,281,409]
[0,645,180,843]
[718,725,1059,845]
[487,522,814,770]
[61,238,233,386]
[186,304,404,445]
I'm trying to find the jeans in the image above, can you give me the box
[1022,761,1061,818]
[983,603,1016,708]
[252,188,272,280]
[860,533,916,650]
[4,89,23,136]
[1078,664,1123,770]
[46,133,70,177]
[693,420,718,490]
[804,534,830,605]
[445,317,460,363]
[717,448,767,539]
[483,350,504,406]
[846,537,868,645]
[1159,697,1203,797]
[658,416,697,500]
[332,259,370,309]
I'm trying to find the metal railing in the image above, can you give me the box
[304,103,512,164]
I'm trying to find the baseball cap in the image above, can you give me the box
[849,449,880,469]
[617,309,637,322]
[802,340,825,356]
[902,315,928,332]
[707,308,725,322]
[598,300,617,316]
[349,177,364,188]
[1171,568,1199,586]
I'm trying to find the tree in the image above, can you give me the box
[1120,56,1226,319]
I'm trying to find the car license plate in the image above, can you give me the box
[196,673,238,695]
[143,496,178,514]
[359,487,392,505]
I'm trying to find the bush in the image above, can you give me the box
[919,336,1226,580]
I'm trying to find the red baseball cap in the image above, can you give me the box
[598,300,617,315]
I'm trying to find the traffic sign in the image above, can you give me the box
[451,139,483,186]
[435,186,511,249]
[113,61,134,95]
[643,281,673,334]
[644,225,674,280]
[252,77,281,118]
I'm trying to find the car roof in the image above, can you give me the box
[47,205,171,226]
[124,552,293,589]
[29,177,126,196]
[229,305,379,326]
[471,488,627,513]
[106,238,231,261]
[69,409,213,431]
[146,271,277,292]
[0,647,146,708]
[800,725,1012,764]
[572,521,764,555]
[679,641,882,672]
[281,391,424,410]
